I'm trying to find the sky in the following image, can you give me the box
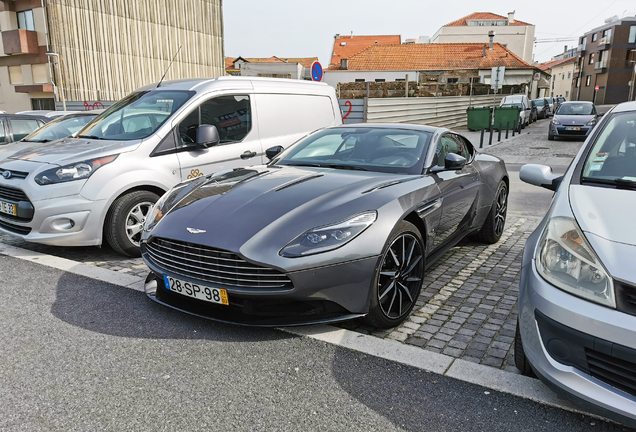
[223,0,636,66]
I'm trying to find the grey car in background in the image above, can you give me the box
[548,101,599,141]
[515,101,636,428]
[532,98,550,119]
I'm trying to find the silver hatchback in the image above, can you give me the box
[515,101,636,427]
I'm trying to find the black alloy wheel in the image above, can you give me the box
[474,180,508,244]
[364,221,425,329]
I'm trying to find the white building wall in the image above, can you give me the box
[323,70,416,88]
[549,63,576,100]
[431,25,535,63]
[239,62,304,79]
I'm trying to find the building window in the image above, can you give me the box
[31,98,56,110]
[588,53,594,65]
[17,10,35,31]
[630,26,636,44]
[591,33,597,42]
[568,71,571,79]
[257,74,291,79]
[395,78,405,82]
[354,79,365,82]
[31,64,48,84]
[562,75,565,80]
[447,78,459,83]
[585,76,591,86]
[576,77,580,88]
[8,66,23,84]
[469,77,480,84]
[565,91,569,98]
[374,79,385,82]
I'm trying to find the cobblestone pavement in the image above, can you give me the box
[0,213,538,374]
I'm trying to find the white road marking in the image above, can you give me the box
[0,240,605,421]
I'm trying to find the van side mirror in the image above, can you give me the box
[196,125,220,148]
[266,145,284,160]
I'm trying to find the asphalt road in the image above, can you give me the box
[507,163,567,218]
[1,255,633,432]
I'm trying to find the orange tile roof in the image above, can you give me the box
[330,35,401,67]
[326,43,533,71]
[280,57,319,68]
[226,56,319,70]
[537,57,577,71]
[225,57,238,71]
[445,12,532,27]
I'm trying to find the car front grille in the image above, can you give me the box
[0,217,31,235]
[0,185,29,202]
[0,168,29,180]
[144,237,293,290]
[586,348,636,397]
[615,280,636,318]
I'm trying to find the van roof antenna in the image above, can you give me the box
[156,46,182,88]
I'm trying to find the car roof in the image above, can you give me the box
[135,76,332,94]
[329,123,442,134]
[611,101,636,113]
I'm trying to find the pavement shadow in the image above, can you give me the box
[51,271,294,343]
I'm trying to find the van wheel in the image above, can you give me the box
[105,190,159,257]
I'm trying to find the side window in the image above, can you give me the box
[178,95,251,147]
[452,135,472,160]
[9,118,41,141]
[0,120,5,143]
[151,129,178,156]
[435,134,459,167]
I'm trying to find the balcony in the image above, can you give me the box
[2,29,39,55]
[577,43,586,56]
[595,58,608,73]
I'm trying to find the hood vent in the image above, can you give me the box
[362,180,403,194]
[275,174,323,192]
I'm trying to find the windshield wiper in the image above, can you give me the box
[77,135,107,140]
[582,177,636,190]
[281,162,368,171]
[22,139,51,143]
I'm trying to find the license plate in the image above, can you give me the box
[163,275,228,305]
[565,127,581,131]
[0,200,16,216]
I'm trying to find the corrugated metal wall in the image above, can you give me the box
[365,95,505,129]
[46,0,224,102]
[338,99,364,124]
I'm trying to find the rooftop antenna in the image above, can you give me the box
[156,46,182,88]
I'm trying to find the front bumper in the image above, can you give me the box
[518,260,636,427]
[550,123,592,138]
[143,248,380,326]
[0,192,107,246]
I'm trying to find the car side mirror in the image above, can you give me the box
[520,164,562,191]
[266,145,284,160]
[445,153,467,170]
[597,112,605,117]
[196,124,220,148]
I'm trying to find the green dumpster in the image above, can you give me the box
[493,106,521,131]
[466,107,491,131]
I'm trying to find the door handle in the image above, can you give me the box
[241,151,257,160]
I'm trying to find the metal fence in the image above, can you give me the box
[339,94,506,129]
[55,100,116,111]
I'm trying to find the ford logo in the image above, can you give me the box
[1,170,11,179]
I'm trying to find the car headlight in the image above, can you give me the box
[551,117,560,125]
[536,217,615,308]
[144,176,206,233]
[586,118,596,126]
[34,155,118,185]
[280,211,377,258]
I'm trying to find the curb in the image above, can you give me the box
[0,240,604,422]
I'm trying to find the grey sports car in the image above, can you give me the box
[140,124,508,328]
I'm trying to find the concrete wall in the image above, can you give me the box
[323,70,416,88]
[239,62,305,79]
[432,25,535,64]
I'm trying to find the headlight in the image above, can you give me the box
[536,217,615,308]
[34,155,118,185]
[551,117,560,125]
[280,211,377,258]
[586,118,596,126]
[144,176,205,233]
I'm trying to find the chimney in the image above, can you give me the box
[488,31,495,50]
[508,11,515,24]
[335,34,340,39]
[563,45,568,53]
[341,58,348,70]
[483,46,487,58]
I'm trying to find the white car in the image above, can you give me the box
[500,95,531,129]
[0,77,342,256]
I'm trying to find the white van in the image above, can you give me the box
[0,77,342,256]
[500,94,531,129]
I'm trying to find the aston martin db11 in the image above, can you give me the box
[141,124,508,328]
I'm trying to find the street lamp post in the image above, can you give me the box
[45,51,66,111]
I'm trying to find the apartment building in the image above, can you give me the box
[572,16,636,104]
[0,0,224,113]
[539,57,577,100]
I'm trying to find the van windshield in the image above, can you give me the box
[77,90,194,141]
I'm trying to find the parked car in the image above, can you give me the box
[0,114,48,146]
[530,100,538,123]
[0,112,102,162]
[532,98,550,119]
[0,77,342,256]
[140,123,509,328]
[17,110,81,119]
[515,101,636,428]
[547,97,556,114]
[556,96,566,109]
[548,101,599,141]
[500,95,531,128]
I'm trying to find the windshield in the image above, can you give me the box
[581,112,636,185]
[22,115,96,142]
[274,127,432,175]
[502,103,522,109]
[77,90,194,141]
[533,100,545,106]
[556,103,596,116]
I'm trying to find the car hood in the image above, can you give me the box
[150,165,418,257]
[9,137,141,165]
[570,185,636,247]
[0,141,42,162]
[554,114,595,125]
